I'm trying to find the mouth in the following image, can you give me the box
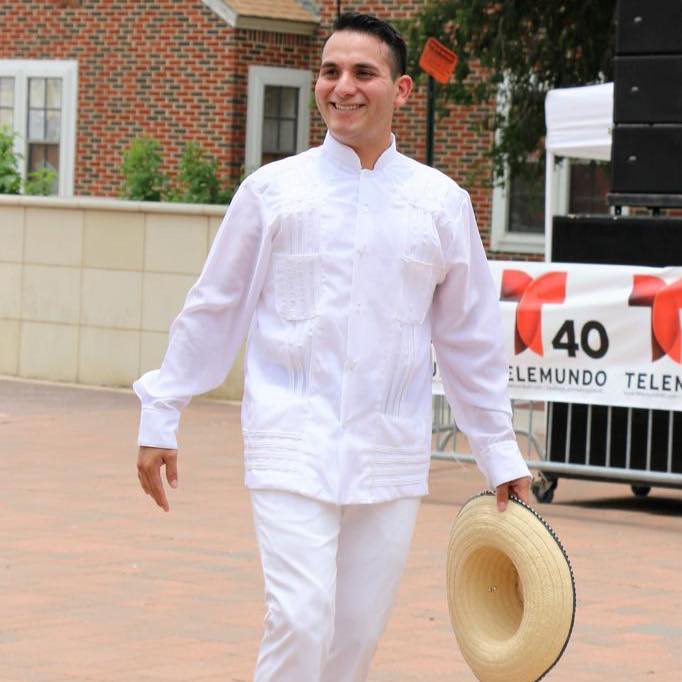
[330,102,365,111]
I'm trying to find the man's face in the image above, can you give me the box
[315,30,412,153]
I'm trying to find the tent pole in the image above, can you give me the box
[544,150,554,262]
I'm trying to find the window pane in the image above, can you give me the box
[28,143,59,194]
[28,143,43,173]
[279,120,295,152]
[47,78,62,109]
[29,78,45,107]
[262,118,278,153]
[0,77,14,108]
[261,151,290,165]
[46,143,59,171]
[261,85,300,164]
[46,110,61,141]
[280,87,298,118]
[0,109,12,128]
[28,144,60,173]
[508,173,544,234]
[569,161,610,214]
[264,87,279,116]
[29,109,45,140]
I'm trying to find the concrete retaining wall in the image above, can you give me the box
[0,195,244,400]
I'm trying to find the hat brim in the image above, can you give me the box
[446,491,576,682]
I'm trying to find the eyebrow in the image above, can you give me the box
[319,60,380,71]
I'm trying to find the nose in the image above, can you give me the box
[334,70,357,98]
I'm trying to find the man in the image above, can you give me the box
[135,12,531,682]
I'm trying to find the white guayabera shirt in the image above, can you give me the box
[134,132,531,504]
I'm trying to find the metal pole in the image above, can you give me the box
[426,75,435,166]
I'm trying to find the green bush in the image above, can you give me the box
[0,126,22,195]
[175,142,240,205]
[25,167,58,196]
[121,136,240,205]
[176,142,220,204]
[121,136,168,201]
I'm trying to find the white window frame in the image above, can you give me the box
[245,65,311,174]
[0,59,78,197]
[490,159,570,255]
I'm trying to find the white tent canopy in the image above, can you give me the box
[544,82,613,259]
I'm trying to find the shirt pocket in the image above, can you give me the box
[273,252,320,321]
[398,206,443,325]
[400,256,436,325]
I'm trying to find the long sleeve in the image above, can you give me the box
[431,190,531,489]
[133,177,272,449]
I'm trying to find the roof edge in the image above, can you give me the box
[202,0,319,35]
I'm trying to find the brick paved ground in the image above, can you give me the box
[1,378,680,681]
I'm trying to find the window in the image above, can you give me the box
[245,66,311,173]
[0,60,78,196]
[491,159,612,253]
[262,86,299,165]
[491,160,569,254]
[568,160,610,215]
[508,171,545,234]
[0,77,14,128]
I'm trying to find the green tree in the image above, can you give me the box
[401,1,616,183]
[0,126,22,194]
[121,136,168,201]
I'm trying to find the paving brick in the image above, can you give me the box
[0,377,680,681]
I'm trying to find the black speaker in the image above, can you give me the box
[611,125,682,193]
[548,214,682,480]
[551,214,682,266]
[614,55,682,123]
[617,0,682,55]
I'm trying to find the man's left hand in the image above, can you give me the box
[496,476,531,512]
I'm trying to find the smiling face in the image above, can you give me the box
[315,30,412,167]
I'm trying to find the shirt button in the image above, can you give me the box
[346,359,357,370]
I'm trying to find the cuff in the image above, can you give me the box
[474,440,532,490]
[137,405,180,449]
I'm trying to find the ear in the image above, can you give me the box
[394,74,413,109]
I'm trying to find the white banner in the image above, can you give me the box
[434,261,682,412]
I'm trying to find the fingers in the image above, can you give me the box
[496,476,532,512]
[164,451,178,489]
[137,447,177,512]
[149,466,169,512]
[496,482,509,512]
[510,476,531,505]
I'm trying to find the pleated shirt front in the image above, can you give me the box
[133,132,531,504]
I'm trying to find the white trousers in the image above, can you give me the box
[250,490,421,682]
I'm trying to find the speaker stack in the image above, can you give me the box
[609,0,682,208]
[543,1,682,498]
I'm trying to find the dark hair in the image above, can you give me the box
[330,12,407,79]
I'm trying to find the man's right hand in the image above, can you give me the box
[137,446,178,512]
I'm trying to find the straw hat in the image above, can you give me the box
[446,491,575,682]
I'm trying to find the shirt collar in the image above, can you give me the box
[322,130,398,173]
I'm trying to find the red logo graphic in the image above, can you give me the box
[500,270,567,356]
[629,275,682,364]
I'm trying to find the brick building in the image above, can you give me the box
[2,0,606,259]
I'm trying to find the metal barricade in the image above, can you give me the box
[432,396,682,503]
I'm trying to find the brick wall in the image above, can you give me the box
[0,1,315,196]
[1,0,536,259]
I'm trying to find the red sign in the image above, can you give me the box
[418,37,457,84]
